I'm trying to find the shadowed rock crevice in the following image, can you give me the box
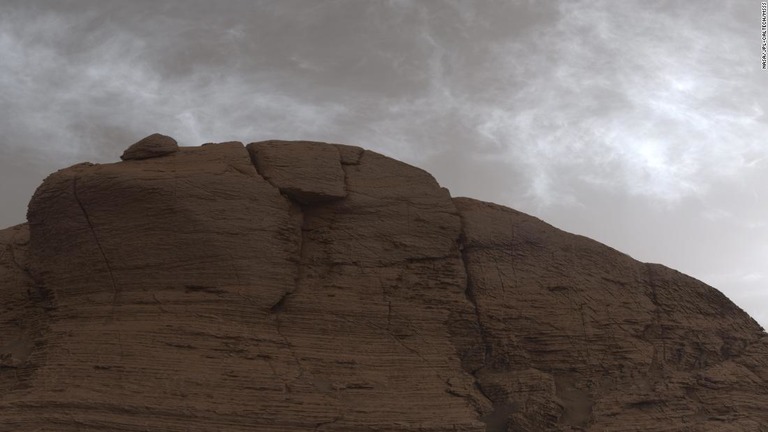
[457,234,492,374]
[456,226,517,432]
[269,290,291,314]
[334,143,364,166]
[267,203,305,316]
[245,142,278,190]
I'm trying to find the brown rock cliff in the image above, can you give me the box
[0,136,766,431]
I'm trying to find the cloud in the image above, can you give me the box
[457,0,768,205]
[0,1,360,164]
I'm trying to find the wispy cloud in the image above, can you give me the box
[460,0,768,204]
[0,2,353,165]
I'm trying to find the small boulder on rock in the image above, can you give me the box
[121,133,179,161]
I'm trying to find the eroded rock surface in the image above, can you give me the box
[0,138,766,431]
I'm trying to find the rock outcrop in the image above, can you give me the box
[120,133,179,160]
[0,135,766,431]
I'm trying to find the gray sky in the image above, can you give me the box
[2,0,767,326]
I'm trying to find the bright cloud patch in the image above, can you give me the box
[470,0,768,204]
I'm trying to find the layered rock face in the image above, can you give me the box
[0,136,766,431]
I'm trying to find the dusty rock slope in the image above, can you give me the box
[0,135,766,431]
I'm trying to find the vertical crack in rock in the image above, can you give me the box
[269,232,306,380]
[460,241,492,372]
[456,232,499,431]
[242,144,305,382]
[271,254,306,381]
[245,144,303,309]
[248,143,341,385]
[270,202,308,312]
[455,232,490,371]
[270,202,309,382]
[72,177,120,310]
[646,264,665,383]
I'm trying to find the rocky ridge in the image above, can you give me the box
[0,135,766,431]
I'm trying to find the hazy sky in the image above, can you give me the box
[2,1,767,326]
